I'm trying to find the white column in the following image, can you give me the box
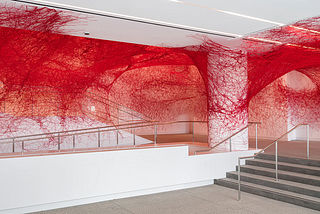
[207,49,248,150]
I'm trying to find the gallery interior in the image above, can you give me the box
[0,0,320,213]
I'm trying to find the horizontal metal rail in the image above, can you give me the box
[195,122,261,155]
[0,120,207,145]
[2,143,191,158]
[0,121,156,143]
[237,123,309,201]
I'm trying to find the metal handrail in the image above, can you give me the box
[237,123,309,201]
[0,120,207,143]
[0,122,157,145]
[195,122,261,155]
[0,121,157,142]
[0,120,208,155]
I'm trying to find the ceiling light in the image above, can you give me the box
[289,26,320,35]
[169,0,284,26]
[13,0,242,38]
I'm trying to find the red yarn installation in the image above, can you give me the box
[0,4,208,141]
[245,16,320,135]
[1,3,320,148]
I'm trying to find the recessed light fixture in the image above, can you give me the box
[11,0,241,38]
[169,0,284,26]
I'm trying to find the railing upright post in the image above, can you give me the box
[275,141,278,181]
[133,126,136,146]
[307,124,310,159]
[12,138,14,153]
[98,128,101,149]
[73,135,75,151]
[238,158,241,201]
[58,133,61,151]
[117,129,119,147]
[117,108,119,148]
[229,137,232,152]
[192,121,194,144]
[22,141,24,155]
[255,123,258,150]
[154,122,157,147]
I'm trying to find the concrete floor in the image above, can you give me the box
[34,184,319,214]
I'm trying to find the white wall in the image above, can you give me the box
[0,146,259,214]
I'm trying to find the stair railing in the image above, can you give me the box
[237,123,309,201]
[0,120,156,152]
[194,122,261,155]
[0,120,207,156]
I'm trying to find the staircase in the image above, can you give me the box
[215,153,320,211]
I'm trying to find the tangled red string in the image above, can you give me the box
[1,3,320,147]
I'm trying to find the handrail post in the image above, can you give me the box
[307,124,310,159]
[98,128,101,149]
[275,141,278,181]
[117,108,119,148]
[229,137,232,152]
[154,122,157,147]
[58,133,61,151]
[133,125,136,147]
[238,158,241,201]
[73,135,75,151]
[255,123,258,150]
[192,121,194,144]
[22,141,24,155]
[12,138,15,153]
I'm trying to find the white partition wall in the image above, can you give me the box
[0,147,259,214]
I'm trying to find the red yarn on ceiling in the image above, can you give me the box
[0,4,208,139]
[1,3,320,147]
[245,16,320,134]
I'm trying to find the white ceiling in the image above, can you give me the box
[7,0,320,47]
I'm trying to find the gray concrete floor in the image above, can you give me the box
[34,184,319,214]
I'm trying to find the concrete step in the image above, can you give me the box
[214,178,320,211]
[226,171,320,198]
[237,165,320,186]
[246,158,320,176]
[255,153,320,167]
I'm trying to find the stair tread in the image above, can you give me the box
[240,164,320,181]
[248,158,320,171]
[220,177,320,202]
[255,154,320,167]
[228,171,320,192]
